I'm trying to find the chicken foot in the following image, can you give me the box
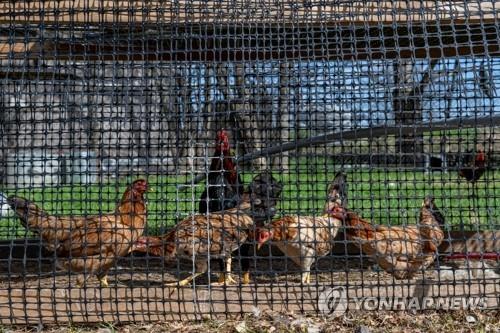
[62,256,115,288]
[211,257,237,286]
[96,272,110,287]
[241,272,251,285]
[74,274,109,288]
[75,276,86,288]
[165,272,205,287]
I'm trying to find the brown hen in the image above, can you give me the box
[445,230,500,256]
[8,179,149,287]
[331,196,445,279]
[255,172,347,284]
[133,173,283,286]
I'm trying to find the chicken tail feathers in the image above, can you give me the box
[421,196,446,226]
[343,212,377,240]
[7,196,48,231]
[324,172,348,214]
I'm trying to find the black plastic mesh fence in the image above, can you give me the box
[0,1,499,325]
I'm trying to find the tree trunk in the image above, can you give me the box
[215,62,236,132]
[0,88,6,182]
[393,59,438,166]
[233,63,267,170]
[175,65,195,171]
[157,65,178,159]
[273,61,291,170]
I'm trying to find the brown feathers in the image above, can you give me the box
[9,179,149,287]
[256,173,345,284]
[446,230,500,255]
[134,209,253,262]
[133,173,283,285]
[331,196,445,279]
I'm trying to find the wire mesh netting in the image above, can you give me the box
[0,0,499,324]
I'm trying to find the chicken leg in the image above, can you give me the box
[211,257,237,286]
[75,276,86,288]
[301,271,311,284]
[241,271,251,285]
[299,249,315,284]
[239,243,253,284]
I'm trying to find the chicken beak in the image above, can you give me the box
[257,243,262,251]
[148,187,155,192]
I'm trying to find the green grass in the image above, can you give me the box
[279,162,499,228]
[1,160,498,239]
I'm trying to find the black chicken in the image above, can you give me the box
[197,130,284,284]
[199,129,244,214]
[458,148,487,183]
[238,172,283,284]
[458,148,488,224]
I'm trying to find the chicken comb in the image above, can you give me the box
[215,129,231,152]
[216,129,229,140]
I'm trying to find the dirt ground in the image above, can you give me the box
[0,254,499,332]
[1,309,499,333]
[1,253,497,289]
[0,252,423,289]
